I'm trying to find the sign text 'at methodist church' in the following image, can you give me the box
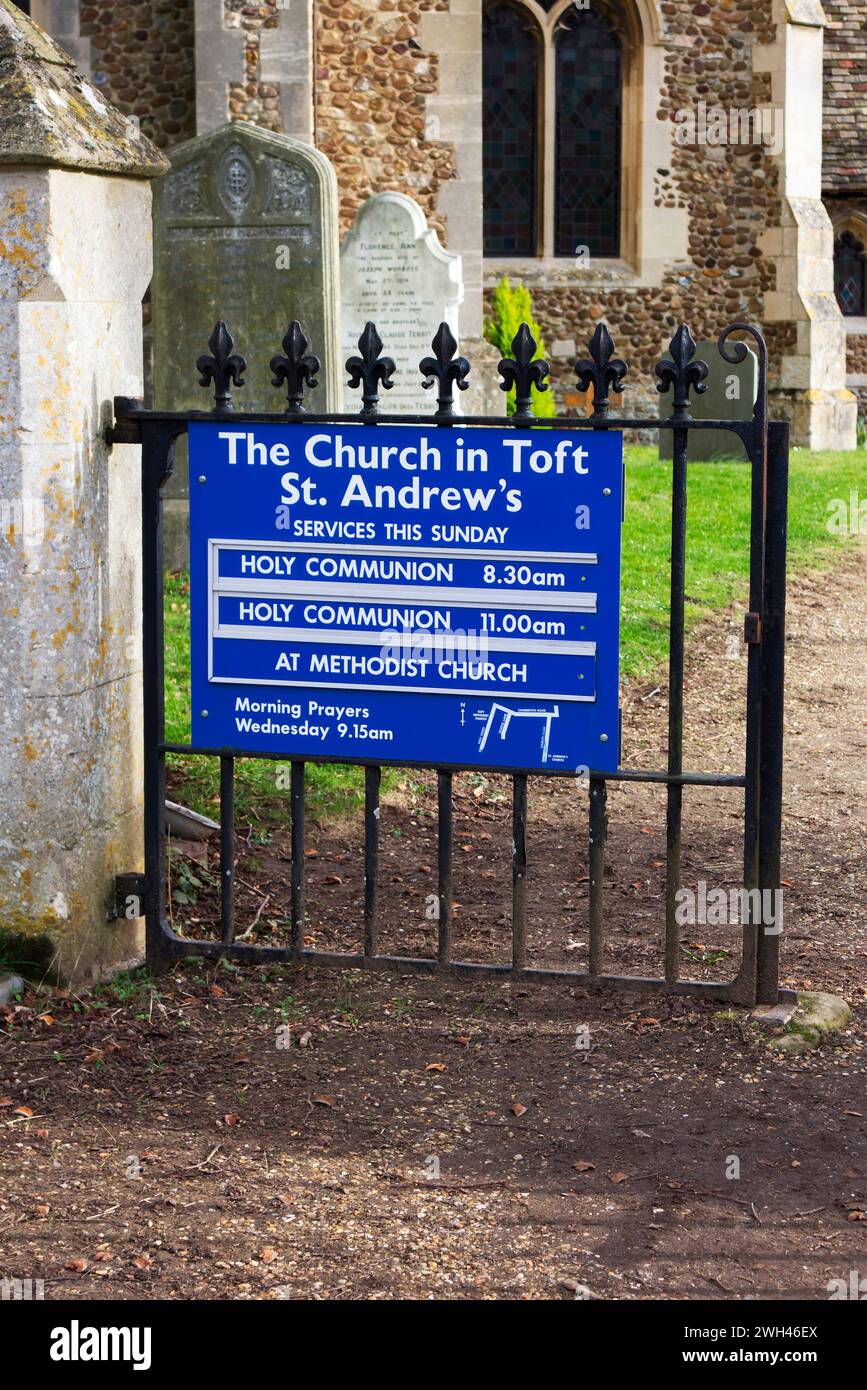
[189,422,623,773]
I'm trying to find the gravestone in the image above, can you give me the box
[659,339,758,461]
[152,122,341,565]
[341,192,462,412]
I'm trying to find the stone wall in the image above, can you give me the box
[213,0,457,241]
[79,0,196,150]
[486,0,782,416]
[38,0,857,437]
[845,323,867,428]
[224,0,282,133]
[822,0,867,194]
[315,0,455,241]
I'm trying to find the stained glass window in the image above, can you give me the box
[554,7,622,258]
[834,231,867,317]
[483,4,540,257]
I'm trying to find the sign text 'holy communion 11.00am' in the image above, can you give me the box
[189,421,623,773]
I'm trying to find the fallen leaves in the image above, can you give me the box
[425,1062,446,1073]
[573,1161,596,1174]
[608,1171,628,1185]
[510,1102,527,1117]
[312,1095,336,1108]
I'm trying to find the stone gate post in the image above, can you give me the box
[0,1,168,980]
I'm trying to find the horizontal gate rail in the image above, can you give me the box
[117,315,792,1008]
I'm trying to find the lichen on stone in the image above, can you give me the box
[0,0,168,178]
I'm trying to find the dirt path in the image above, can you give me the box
[1,554,865,1300]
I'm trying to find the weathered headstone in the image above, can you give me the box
[659,339,758,461]
[152,122,341,564]
[341,192,462,412]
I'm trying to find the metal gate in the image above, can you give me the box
[110,315,790,1006]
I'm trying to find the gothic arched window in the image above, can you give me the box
[483,0,624,260]
[554,7,622,258]
[482,3,541,256]
[834,231,867,317]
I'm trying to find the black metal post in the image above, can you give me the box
[364,765,381,958]
[219,755,235,948]
[290,760,306,952]
[664,425,688,983]
[140,422,180,973]
[512,774,528,971]
[756,421,789,1003]
[437,771,453,966]
[588,777,608,976]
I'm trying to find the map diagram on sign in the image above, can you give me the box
[476,703,560,764]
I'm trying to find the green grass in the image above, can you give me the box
[620,445,864,678]
[164,445,865,819]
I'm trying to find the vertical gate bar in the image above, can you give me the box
[740,424,770,1002]
[364,765,381,958]
[290,760,306,952]
[219,755,235,947]
[437,770,453,966]
[588,777,608,976]
[512,774,528,971]
[664,425,688,983]
[141,422,176,972]
[756,421,789,1004]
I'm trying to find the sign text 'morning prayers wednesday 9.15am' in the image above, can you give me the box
[189,422,623,773]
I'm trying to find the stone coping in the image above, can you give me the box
[0,0,168,177]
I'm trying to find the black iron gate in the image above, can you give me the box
[110,316,790,1006]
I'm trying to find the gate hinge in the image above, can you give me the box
[105,396,144,448]
[743,612,762,645]
[114,873,146,921]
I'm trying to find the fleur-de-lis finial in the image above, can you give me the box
[655,324,708,418]
[345,322,396,416]
[196,321,247,412]
[419,322,470,417]
[270,320,320,412]
[497,323,550,419]
[574,323,627,418]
